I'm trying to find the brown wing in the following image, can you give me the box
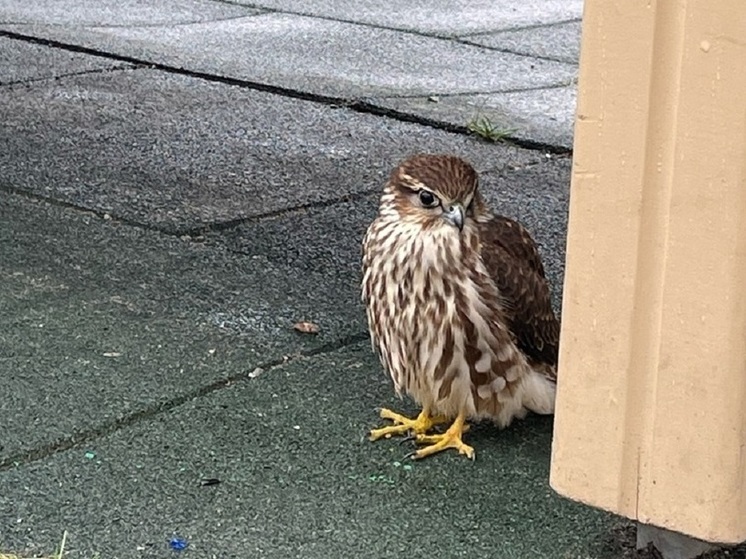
[477,215,560,369]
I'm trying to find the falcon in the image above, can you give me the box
[361,154,560,460]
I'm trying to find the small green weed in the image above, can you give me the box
[467,115,517,143]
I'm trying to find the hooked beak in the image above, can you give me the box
[442,203,465,231]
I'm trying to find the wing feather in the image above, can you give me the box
[477,216,560,370]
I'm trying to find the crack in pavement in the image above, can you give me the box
[0,182,378,240]
[0,331,370,472]
[380,80,576,100]
[176,187,382,237]
[0,63,136,88]
[0,183,172,236]
[455,39,577,65]
[84,11,270,29]
[0,153,567,242]
[456,17,582,38]
[175,156,571,236]
[1,154,569,242]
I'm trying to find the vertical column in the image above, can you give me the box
[550,0,746,544]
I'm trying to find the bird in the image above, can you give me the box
[361,154,560,460]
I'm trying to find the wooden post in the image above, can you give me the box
[550,0,746,546]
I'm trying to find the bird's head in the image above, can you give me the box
[384,154,487,232]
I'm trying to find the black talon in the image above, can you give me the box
[399,433,417,444]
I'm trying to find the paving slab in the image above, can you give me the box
[1,14,577,99]
[0,36,131,85]
[0,0,259,26]
[0,192,366,465]
[466,20,583,64]
[0,341,632,559]
[373,85,577,148]
[240,0,584,36]
[0,60,546,234]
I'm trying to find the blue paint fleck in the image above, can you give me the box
[169,537,188,551]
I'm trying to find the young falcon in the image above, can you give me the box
[361,154,560,460]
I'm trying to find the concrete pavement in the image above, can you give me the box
[0,2,722,558]
[0,0,581,148]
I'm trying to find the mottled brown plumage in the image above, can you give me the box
[362,154,560,459]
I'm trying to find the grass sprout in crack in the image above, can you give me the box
[467,115,517,144]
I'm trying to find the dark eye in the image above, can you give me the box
[418,190,438,207]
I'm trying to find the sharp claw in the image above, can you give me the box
[399,434,417,444]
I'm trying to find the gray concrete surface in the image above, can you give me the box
[467,20,583,64]
[2,2,735,558]
[0,0,582,148]
[235,0,584,36]
[0,64,544,233]
[2,338,620,559]
[0,193,360,465]
[0,0,256,26]
[1,16,576,97]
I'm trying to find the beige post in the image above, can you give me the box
[550,0,746,546]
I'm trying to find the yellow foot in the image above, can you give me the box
[411,412,474,460]
[369,408,448,441]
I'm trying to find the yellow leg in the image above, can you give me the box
[412,410,474,460]
[369,406,448,441]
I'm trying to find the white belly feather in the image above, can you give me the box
[362,216,555,427]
